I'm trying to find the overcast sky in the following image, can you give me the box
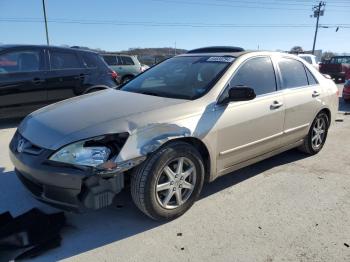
[0,0,349,53]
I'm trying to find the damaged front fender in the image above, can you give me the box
[115,123,192,163]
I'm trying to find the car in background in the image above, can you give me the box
[298,54,320,71]
[0,45,118,119]
[141,64,150,71]
[343,71,350,102]
[10,47,338,220]
[319,56,350,83]
[101,54,143,83]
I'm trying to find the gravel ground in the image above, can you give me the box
[0,85,349,262]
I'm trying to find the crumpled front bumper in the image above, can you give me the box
[9,132,125,212]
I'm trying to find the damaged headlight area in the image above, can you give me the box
[49,133,129,170]
[50,142,111,167]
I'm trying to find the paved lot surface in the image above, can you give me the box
[0,85,349,262]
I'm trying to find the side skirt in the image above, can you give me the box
[214,139,304,180]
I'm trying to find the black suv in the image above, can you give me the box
[0,45,118,119]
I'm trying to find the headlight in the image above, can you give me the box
[50,140,111,167]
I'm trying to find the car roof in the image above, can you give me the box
[187,46,245,53]
[101,53,134,57]
[0,44,98,54]
[298,54,315,57]
[179,51,250,58]
[178,50,294,59]
[332,55,350,58]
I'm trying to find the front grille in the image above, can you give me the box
[13,132,44,155]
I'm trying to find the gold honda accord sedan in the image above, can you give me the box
[10,46,339,220]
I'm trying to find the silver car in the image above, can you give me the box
[9,47,338,220]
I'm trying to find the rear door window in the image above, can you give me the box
[50,50,81,70]
[120,56,135,65]
[0,50,41,74]
[229,56,277,96]
[278,58,308,89]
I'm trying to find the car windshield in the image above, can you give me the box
[120,56,234,100]
[331,57,350,64]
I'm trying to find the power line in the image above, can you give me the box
[151,0,349,12]
[215,0,350,8]
[0,17,349,29]
[151,0,308,11]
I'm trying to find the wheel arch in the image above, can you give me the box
[83,85,110,94]
[122,74,135,81]
[318,107,332,126]
[116,123,214,183]
[159,137,212,183]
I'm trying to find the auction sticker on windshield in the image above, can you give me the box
[207,57,235,63]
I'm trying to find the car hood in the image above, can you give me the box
[18,89,187,150]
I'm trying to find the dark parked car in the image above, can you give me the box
[319,56,350,83]
[0,45,118,119]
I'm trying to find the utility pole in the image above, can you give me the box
[42,0,50,45]
[174,41,177,56]
[311,1,325,54]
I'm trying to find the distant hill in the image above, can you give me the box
[121,47,187,56]
[119,47,188,65]
[66,46,188,65]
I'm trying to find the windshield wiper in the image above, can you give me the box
[140,91,161,97]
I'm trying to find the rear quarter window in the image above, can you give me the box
[120,56,135,65]
[300,56,312,64]
[305,67,318,85]
[82,53,106,68]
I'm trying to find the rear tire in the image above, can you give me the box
[131,141,204,221]
[122,76,133,84]
[298,112,329,155]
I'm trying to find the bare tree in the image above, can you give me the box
[290,46,304,54]
[321,51,336,62]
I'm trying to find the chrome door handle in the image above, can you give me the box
[312,91,320,98]
[270,101,283,109]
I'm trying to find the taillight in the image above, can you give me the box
[109,70,118,79]
[345,80,350,89]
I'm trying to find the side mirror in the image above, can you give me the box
[227,86,256,102]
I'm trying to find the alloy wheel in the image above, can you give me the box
[311,117,326,150]
[155,157,197,209]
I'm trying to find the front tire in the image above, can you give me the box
[131,141,205,221]
[298,112,329,155]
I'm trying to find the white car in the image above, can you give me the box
[298,54,320,71]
